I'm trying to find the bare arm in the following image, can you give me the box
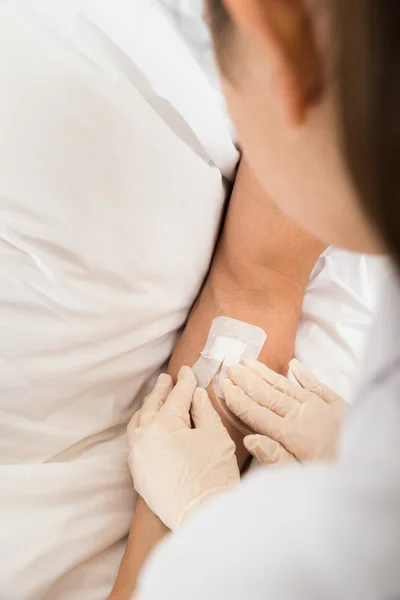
[169,159,325,467]
[108,497,169,600]
[109,159,325,599]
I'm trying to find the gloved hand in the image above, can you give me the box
[222,358,347,464]
[127,367,240,531]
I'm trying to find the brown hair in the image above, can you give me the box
[208,0,400,267]
[337,0,400,267]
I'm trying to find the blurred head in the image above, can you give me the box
[207,0,400,263]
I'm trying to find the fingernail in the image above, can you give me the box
[195,387,207,403]
[245,359,278,383]
[244,357,258,369]
[223,382,238,409]
[289,358,300,368]
[289,359,303,375]
[221,378,233,395]
[228,363,244,378]
[178,366,192,381]
[193,387,202,400]
[243,435,256,451]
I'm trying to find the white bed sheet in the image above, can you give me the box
[0,4,233,599]
[0,2,388,599]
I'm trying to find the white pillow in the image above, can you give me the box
[0,6,229,599]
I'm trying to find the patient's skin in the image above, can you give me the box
[109,160,324,600]
[168,159,324,468]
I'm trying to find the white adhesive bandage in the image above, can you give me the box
[193,317,267,435]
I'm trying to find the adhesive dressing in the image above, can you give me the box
[193,317,267,435]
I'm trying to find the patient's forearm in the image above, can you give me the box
[168,266,300,468]
[169,159,325,468]
[108,497,169,600]
[110,161,324,598]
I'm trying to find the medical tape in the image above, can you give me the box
[193,317,267,435]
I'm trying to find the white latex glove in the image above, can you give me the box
[127,367,240,531]
[222,358,347,464]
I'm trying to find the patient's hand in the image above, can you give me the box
[223,358,347,464]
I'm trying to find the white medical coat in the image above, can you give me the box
[137,270,400,599]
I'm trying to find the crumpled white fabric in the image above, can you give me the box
[0,3,234,599]
[6,0,239,181]
[295,248,389,401]
[157,0,224,93]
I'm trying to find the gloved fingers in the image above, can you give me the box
[127,410,142,442]
[289,359,340,404]
[244,358,310,403]
[191,388,227,433]
[139,373,174,425]
[244,434,297,465]
[222,379,285,442]
[160,366,198,426]
[228,364,296,417]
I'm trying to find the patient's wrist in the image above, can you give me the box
[168,240,304,471]
[209,242,307,308]
[206,257,301,375]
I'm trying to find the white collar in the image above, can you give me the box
[357,262,400,396]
